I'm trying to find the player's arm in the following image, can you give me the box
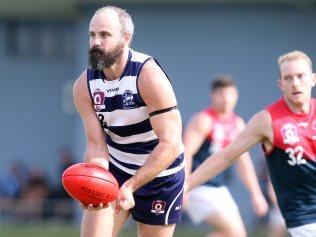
[73,71,110,169]
[186,110,271,193]
[183,113,212,177]
[267,177,278,205]
[126,59,183,191]
[234,117,268,216]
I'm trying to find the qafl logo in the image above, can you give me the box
[281,123,299,145]
[151,200,166,215]
[93,89,105,111]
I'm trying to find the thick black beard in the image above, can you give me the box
[88,45,123,71]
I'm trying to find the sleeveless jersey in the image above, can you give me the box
[264,97,316,228]
[192,107,239,187]
[87,49,184,177]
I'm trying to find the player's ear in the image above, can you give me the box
[312,73,316,87]
[122,32,132,46]
[234,87,239,100]
[277,78,284,92]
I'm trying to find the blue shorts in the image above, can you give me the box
[109,163,184,225]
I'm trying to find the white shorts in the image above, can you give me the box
[288,223,316,237]
[185,185,240,224]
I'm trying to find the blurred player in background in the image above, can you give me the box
[73,5,184,237]
[183,76,268,237]
[257,158,288,237]
[185,50,316,237]
[266,178,288,237]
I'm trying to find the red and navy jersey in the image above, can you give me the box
[264,97,316,228]
[192,107,239,187]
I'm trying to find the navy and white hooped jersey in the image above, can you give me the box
[87,49,184,177]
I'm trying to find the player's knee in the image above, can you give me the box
[230,228,246,237]
[223,224,246,237]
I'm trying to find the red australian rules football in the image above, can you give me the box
[62,163,119,206]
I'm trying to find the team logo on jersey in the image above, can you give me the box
[122,90,136,109]
[151,200,166,215]
[210,124,225,154]
[213,124,225,142]
[281,123,299,145]
[93,89,105,111]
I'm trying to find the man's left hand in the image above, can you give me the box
[251,193,268,217]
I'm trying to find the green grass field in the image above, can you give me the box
[0,222,267,237]
[0,223,207,237]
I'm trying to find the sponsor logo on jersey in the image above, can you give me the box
[106,87,119,93]
[281,123,299,145]
[151,200,166,215]
[93,88,105,111]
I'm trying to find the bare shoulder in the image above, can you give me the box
[73,70,88,97]
[222,110,273,153]
[73,70,93,115]
[235,115,246,130]
[250,110,271,126]
[138,59,169,84]
[184,111,212,139]
[138,59,177,111]
[190,111,212,130]
[247,110,272,140]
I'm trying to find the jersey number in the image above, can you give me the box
[97,114,106,129]
[285,146,306,166]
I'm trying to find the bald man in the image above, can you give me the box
[73,5,184,237]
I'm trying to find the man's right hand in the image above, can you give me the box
[88,157,109,170]
[183,179,191,194]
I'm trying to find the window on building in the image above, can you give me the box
[6,20,75,60]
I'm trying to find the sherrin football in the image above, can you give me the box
[62,163,119,206]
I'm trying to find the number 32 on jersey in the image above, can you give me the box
[285,146,307,166]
